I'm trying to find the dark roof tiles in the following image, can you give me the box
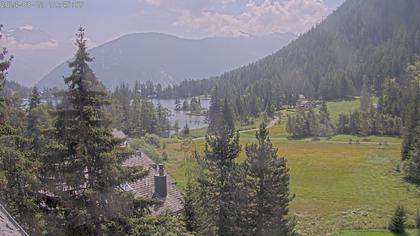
[123,154,184,215]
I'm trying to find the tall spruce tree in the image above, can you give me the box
[183,171,198,232]
[0,24,45,234]
[28,86,41,110]
[403,81,420,182]
[360,79,372,114]
[195,90,241,235]
[0,24,13,122]
[128,94,143,137]
[402,81,420,162]
[40,28,146,235]
[241,123,295,235]
[26,87,47,152]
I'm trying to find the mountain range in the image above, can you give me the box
[36,32,296,89]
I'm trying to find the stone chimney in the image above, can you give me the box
[154,164,167,197]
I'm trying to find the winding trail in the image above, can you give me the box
[192,116,279,141]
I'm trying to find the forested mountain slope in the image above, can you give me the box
[166,0,420,101]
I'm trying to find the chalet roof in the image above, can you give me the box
[0,204,28,236]
[123,154,184,215]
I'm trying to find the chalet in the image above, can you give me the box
[296,94,313,109]
[0,203,28,236]
[113,129,183,214]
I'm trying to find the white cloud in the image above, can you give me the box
[144,0,162,6]
[174,0,329,37]
[1,25,59,50]
[143,0,241,14]
[2,36,58,50]
[18,25,34,31]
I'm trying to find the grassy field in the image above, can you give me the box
[157,99,420,235]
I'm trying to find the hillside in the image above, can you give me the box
[167,0,420,101]
[37,32,296,89]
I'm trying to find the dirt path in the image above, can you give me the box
[192,116,279,141]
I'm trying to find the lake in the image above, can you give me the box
[151,98,210,130]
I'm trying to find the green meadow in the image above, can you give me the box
[159,99,420,235]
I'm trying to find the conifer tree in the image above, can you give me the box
[26,87,50,152]
[182,123,190,136]
[173,120,180,134]
[0,24,13,122]
[360,79,372,114]
[128,94,143,137]
[195,91,241,235]
[183,171,198,232]
[182,99,189,111]
[28,86,41,110]
[0,24,45,234]
[175,98,181,111]
[40,28,146,235]
[402,82,420,161]
[241,123,295,235]
[401,67,420,181]
[140,98,157,134]
[405,137,420,182]
[156,102,170,137]
[388,204,407,234]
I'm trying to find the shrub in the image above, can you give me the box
[144,133,161,148]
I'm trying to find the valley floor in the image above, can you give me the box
[158,100,420,235]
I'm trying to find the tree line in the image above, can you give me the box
[286,68,420,139]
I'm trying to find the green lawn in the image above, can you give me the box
[158,99,420,235]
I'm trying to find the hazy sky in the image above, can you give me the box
[1,0,345,47]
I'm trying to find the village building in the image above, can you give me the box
[122,155,184,215]
[296,94,313,109]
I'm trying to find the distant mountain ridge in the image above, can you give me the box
[37,32,296,89]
